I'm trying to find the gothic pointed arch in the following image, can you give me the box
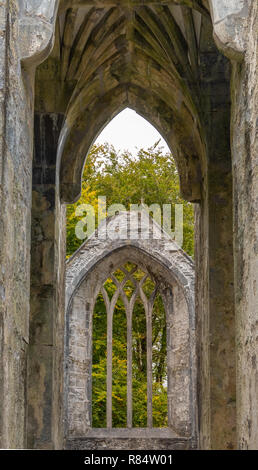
[65,211,196,449]
[48,1,211,203]
[28,0,239,450]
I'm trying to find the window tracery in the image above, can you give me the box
[92,262,168,429]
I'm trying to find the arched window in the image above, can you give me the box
[65,213,196,449]
[92,263,168,430]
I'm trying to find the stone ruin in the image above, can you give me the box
[65,211,196,449]
[0,0,257,450]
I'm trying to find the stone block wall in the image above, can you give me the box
[0,0,34,449]
[0,0,257,450]
[230,2,258,450]
[0,0,59,449]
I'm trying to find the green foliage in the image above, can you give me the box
[92,266,168,428]
[66,143,194,258]
[68,142,195,428]
[92,293,107,428]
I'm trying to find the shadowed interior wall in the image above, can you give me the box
[195,18,235,449]
[230,1,258,449]
[0,0,256,451]
[27,113,66,449]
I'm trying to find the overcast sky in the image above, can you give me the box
[95,108,170,156]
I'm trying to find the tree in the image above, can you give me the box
[66,142,194,258]
[92,266,168,428]
[66,142,195,428]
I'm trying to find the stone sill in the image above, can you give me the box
[68,428,186,439]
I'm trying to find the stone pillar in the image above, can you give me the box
[196,147,236,450]
[0,0,59,449]
[27,113,66,449]
[196,18,236,449]
[208,124,236,450]
[209,0,258,449]
[230,5,258,450]
[0,0,35,449]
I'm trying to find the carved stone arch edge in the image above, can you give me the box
[208,0,252,61]
[66,244,195,318]
[18,0,60,68]
[57,86,204,205]
[65,222,197,447]
[17,1,250,74]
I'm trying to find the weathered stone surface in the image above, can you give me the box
[19,0,59,64]
[0,0,59,449]
[65,211,196,449]
[27,112,66,449]
[66,437,196,450]
[181,13,237,450]
[66,212,195,313]
[209,0,252,59]
[230,1,258,449]
[0,0,36,449]
[0,0,257,451]
[51,2,207,204]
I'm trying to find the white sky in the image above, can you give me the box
[95,108,170,156]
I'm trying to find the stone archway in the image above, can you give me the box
[0,0,256,452]
[64,211,196,450]
[27,1,237,450]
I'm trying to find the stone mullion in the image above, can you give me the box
[107,278,127,428]
[87,300,95,429]
[139,285,152,428]
[101,286,114,428]
[161,288,174,428]
[106,301,113,429]
[127,284,141,428]
[104,273,136,429]
[139,276,152,426]
[146,303,153,428]
[127,306,133,429]
[147,287,158,429]
[117,287,133,429]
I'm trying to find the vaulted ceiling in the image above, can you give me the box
[35,1,216,203]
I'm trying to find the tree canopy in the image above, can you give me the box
[66,142,194,258]
[92,264,168,428]
[66,142,194,428]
